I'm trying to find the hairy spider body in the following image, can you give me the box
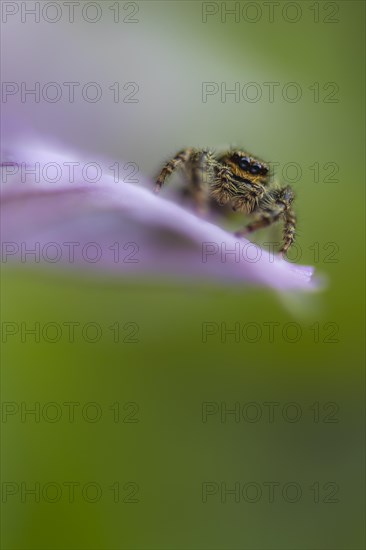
[155,148,296,254]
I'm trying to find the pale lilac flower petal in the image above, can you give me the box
[1,143,321,292]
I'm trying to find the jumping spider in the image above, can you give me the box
[154,147,296,255]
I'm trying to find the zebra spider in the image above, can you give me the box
[155,147,296,254]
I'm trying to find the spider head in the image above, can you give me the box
[224,151,270,184]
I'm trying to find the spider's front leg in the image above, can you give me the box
[154,148,194,193]
[280,207,296,255]
[235,185,296,256]
[211,165,240,207]
[190,150,218,216]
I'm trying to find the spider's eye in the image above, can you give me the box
[249,163,262,175]
[238,157,251,170]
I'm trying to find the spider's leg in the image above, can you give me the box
[236,186,296,255]
[235,210,281,237]
[235,189,284,237]
[210,165,239,207]
[231,183,265,214]
[280,207,296,255]
[190,150,216,215]
[154,148,194,193]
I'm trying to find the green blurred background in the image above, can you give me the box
[1,1,365,548]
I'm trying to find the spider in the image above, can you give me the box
[154,147,296,255]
